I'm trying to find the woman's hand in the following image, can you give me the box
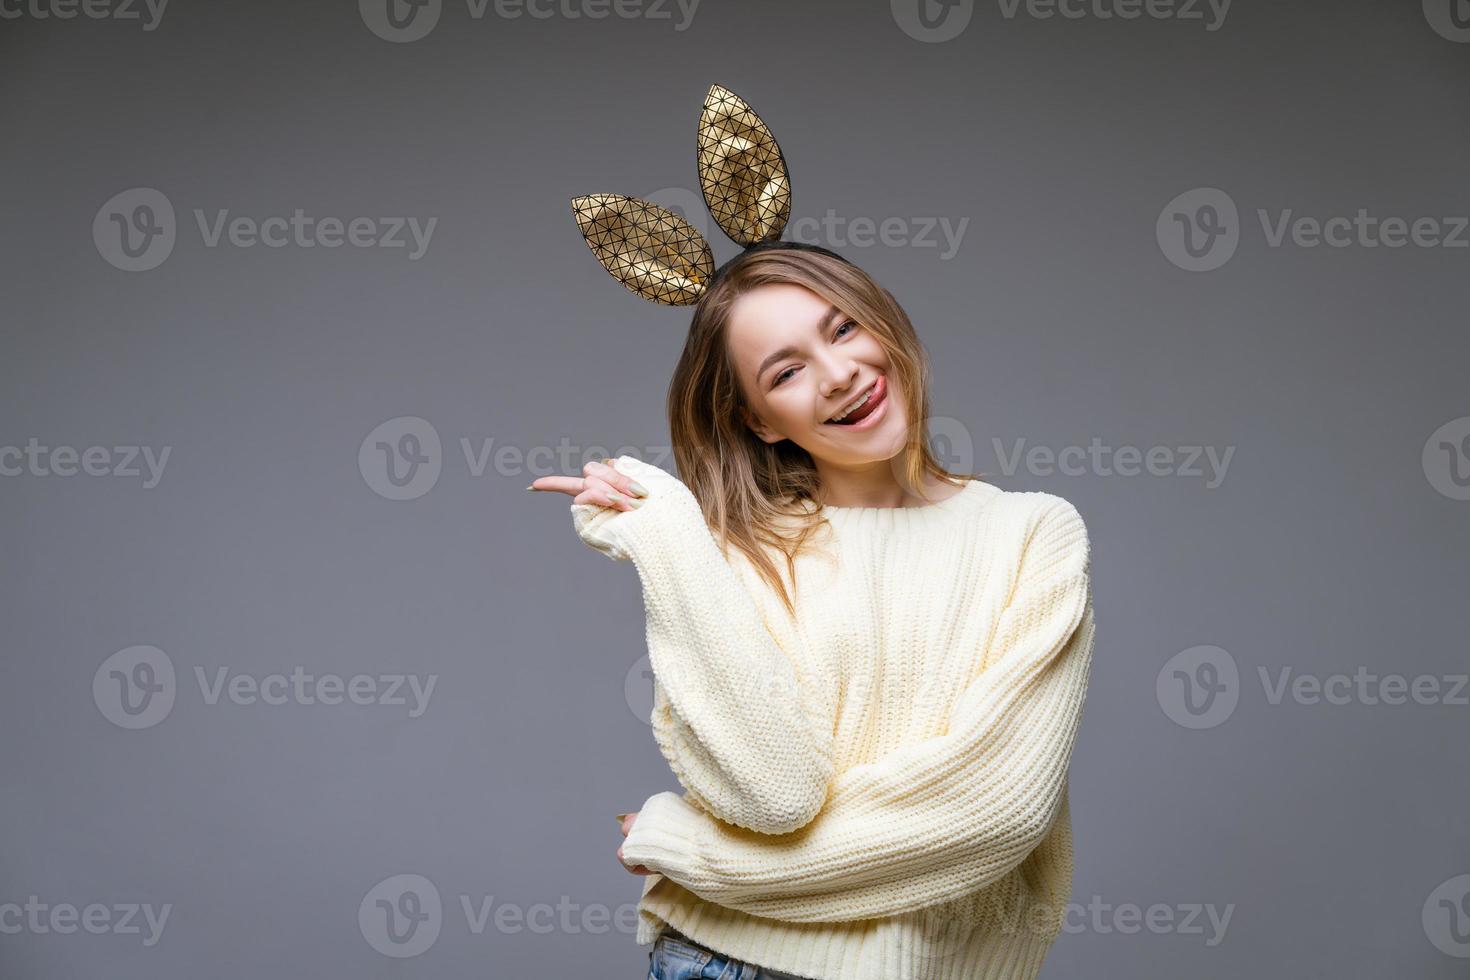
[616,811,653,875]
[530,458,649,511]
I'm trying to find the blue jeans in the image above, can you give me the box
[647,928,813,980]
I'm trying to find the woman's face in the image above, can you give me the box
[727,282,909,465]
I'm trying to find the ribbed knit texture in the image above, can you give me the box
[571,455,1096,980]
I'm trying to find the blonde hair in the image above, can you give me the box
[665,246,986,618]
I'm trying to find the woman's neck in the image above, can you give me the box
[814,469,965,509]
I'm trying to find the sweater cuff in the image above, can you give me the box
[620,790,710,880]
[569,455,693,561]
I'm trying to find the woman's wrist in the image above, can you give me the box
[571,456,697,561]
[618,790,709,880]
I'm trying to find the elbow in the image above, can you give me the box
[1005,776,1069,854]
[726,723,835,834]
[667,750,831,835]
[726,752,832,835]
[653,706,835,835]
[769,772,831,833]
[738,778,829,835]
[1009,807,1056,855]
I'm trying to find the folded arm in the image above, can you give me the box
[573,455,836,835]
[618,495,1095,922]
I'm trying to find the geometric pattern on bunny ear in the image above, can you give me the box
[697,83,792,247]
[569,192,716,306]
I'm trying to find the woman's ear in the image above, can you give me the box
[742,406,781,444]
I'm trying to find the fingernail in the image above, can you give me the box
[614,812,632,824]
[525,484,537,491]
[628,481,649,498]
[608,491,625,504]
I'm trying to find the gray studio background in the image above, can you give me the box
[3,0,1467,977]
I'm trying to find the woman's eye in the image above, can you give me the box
[772,323,856,388]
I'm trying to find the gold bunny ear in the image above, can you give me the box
[698,83,792,247]
[570,193,716,306]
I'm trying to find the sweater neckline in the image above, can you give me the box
[816,478,992,526]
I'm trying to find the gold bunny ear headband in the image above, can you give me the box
[570,82,844,307]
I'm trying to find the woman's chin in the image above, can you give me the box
[807,417,909,464]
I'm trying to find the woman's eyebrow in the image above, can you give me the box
[756,306,844,381]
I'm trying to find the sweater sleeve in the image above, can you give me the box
[617,494,1095,922]
[571,455,836,836]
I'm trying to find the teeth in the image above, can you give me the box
[829,384,874,422]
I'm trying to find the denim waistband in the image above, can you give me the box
[658,928,814,980]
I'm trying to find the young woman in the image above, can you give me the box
[532,243,1096,980]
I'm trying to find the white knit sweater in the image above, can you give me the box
[571,455,1096,980]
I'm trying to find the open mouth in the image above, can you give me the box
[823,374,888,427]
